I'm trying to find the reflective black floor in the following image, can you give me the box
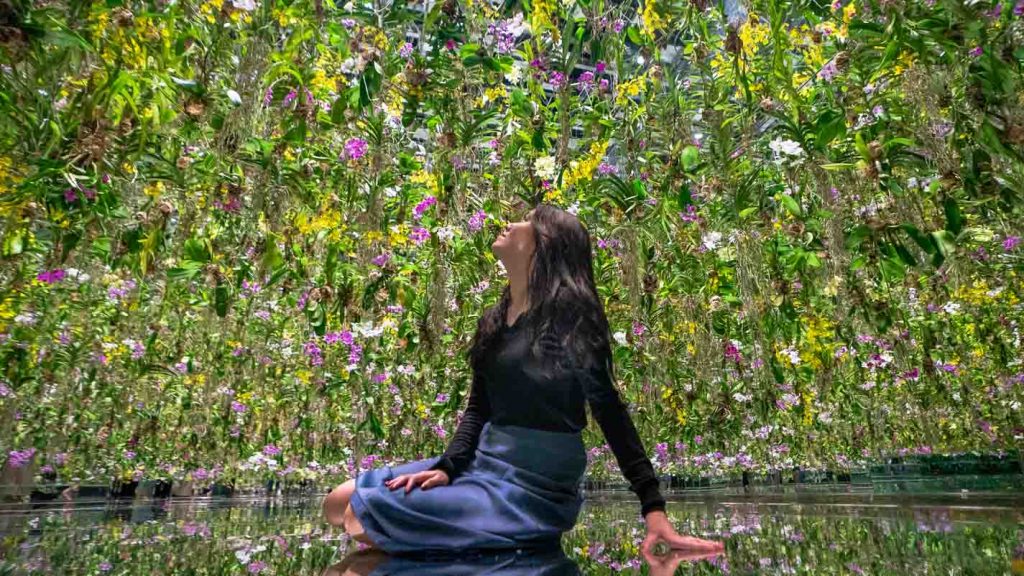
[1,490,1022,574]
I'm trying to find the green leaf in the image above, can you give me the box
[779,194,802,217]
[680,145,699,171]
[880,256,906,281]
[820,162,857,171]
[900,224,936,254]
[627,25,641,44]
[263,238,284,271]
[846,225,871,250]
[738,206,758,218]
[942,197,962,234]
[214,282,230,318]
[930,230,957,258]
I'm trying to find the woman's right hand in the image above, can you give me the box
[385,470,450,493]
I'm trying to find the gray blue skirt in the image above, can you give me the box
[348,422,586,555]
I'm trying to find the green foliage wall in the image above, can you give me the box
[0,0,1022,486]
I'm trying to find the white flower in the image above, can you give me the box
[235,550,251,564]
[226,89,242,105]
[567,201,580,216]
[769,138,805,158]
[505,13,530,37]
[612,331,628,347]
[783,346,801,366]
[701,231,723,251]
[65,268,91,283]
[232,0,257,10]
[732,392,752,403]
[533,155,558,181]
[435,225,458,243]
[942,301,960,315]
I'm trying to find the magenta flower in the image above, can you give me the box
[970,45,983,57]
[36,269,65,284]
[262,444,281,457]
[1003,235,1020,251]
[64,187,78,202]
[282,89,297,107]
[343,137,368,161]
[231,401,247,413]
[413,196,437,220]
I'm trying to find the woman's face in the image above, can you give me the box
[492,208,536,265]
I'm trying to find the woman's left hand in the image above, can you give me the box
[641,510,725,557]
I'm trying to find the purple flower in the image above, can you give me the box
[247,560,267,574]
[413,196,437,220]
[123,450,136,460]
[263,87,273,107]
[341,18,356,29]
[282,89,297,107]
[231,401,247,413]
[970,45,983,57]
[99,562,112,572]
[817,61,839,82]
[549,71,566,88]
[1003,235,1021,251]
[7,448,36,469]
[468,210,487,232]
[596,61,606,74]
[372,252,391,266]
[613,19,625,33]
[262,444,281,457]
[1015,0,1024,16]
[36,269,65,284]
[410,226,431,246]
[64,187,78,203]
[400,42,414,58]
[343,137,368,161]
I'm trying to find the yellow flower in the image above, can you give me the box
[615,73,648,106]
[144,181,165,199]
[641,0,667,38]
[484,85,508,104]
[843,2,856,23]
[531,0,559,42]
[563,140,610,189]
[296,369,312,384]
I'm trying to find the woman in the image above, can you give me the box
[322,204,724,558]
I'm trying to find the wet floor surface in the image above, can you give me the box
[1,490,1022,574]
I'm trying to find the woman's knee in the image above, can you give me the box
[322,479,356,526]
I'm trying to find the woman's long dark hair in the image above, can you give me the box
[466,203,614,378]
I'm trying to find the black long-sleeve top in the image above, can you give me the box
[428,314,667,518]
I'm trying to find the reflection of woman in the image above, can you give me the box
[322,204,724,557]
